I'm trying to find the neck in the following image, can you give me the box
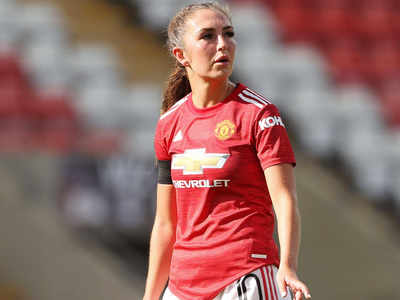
[190,78,234,109]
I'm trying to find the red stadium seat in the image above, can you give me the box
[0,51,29,91]
[363,40,400,90]
[323,39,366,85]
[355,1,396,41]
[275,5,316,43]
[29,94,81,153]
[379,81,400,127]
[311,8,356,42]
[77,130,123,156]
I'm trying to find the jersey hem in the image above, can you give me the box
[168,261,279,300]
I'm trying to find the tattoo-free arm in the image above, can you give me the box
[265,164,311,300]
[143,184,177,300]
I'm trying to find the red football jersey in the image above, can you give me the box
[154,83,296,300]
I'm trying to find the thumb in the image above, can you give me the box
[276,274,287,298]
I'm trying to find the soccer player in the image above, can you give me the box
[143,2,311,300]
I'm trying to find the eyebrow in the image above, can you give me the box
[198,26,234,33]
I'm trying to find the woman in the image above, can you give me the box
[143,2,311,300]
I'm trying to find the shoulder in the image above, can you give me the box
[159,94,190,122]
[155,94,190,140]
[234,84,279,115]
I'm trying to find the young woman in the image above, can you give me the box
[143,2,311,300]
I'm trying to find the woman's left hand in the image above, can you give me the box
[276,266,311,300]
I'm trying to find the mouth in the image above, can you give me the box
[214,56,230,64]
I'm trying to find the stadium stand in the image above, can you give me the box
[262,0,400,209]
[1,0,400,298]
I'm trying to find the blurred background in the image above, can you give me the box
[0,0,399,299]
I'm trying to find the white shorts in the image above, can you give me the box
[163,265,292,300]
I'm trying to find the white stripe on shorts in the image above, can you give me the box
[162,265,292,300]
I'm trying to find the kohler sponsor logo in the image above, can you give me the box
[258,116,285,131]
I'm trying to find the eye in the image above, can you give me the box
[201,33,214,40]
[225,31,235,38]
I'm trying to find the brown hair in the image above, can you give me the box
[161,1,232,114]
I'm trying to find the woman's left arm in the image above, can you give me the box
[264,163,311,300]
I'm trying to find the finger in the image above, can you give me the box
[297,281,311,299]
[295,290,302,300]
[287,279,311,299]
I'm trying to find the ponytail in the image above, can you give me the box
[161,62,191,114]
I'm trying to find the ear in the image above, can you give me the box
[172,47,189,67]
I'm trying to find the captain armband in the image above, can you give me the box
[157,160,172,184]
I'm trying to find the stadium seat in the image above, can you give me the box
[29,93,80,153]
[334,85,386,167]
[230,3,279,45]
[0,1,23,48]
[0,50,29,91]
[21,41,72,92]
[323,38,366,85]
[355,1,395,41]
[345,129,394,200]
[123,84,161,130]
[77,129,122,156]
[124,129,156,158]
[274,4,315,43]
[69,43,120,90]
[286,87,339,159]
[281,44,330,93]
[379,81,400,127]
[235,45,287,103]
[364,40,400,90]
[311,1,356,41]
[19,3,67,46]
[75,85,129,130]
[137,0,183,30]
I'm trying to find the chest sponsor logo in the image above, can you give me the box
[171,148,229,175]
[258,115,285,131]
[173,179,230,189]
[215,120,236,140]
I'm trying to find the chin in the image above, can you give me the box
[208,70,233,80]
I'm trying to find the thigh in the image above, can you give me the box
[218,265,292,300]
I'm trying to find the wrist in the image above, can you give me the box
[279,260,298,271]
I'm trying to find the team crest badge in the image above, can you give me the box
[215,120,235,140]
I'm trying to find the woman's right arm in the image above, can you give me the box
[143,183,177,300]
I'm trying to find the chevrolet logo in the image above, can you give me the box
[172,148,230,175]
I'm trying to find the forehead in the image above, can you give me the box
[185,8,231,32]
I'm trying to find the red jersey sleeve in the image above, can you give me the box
[154,119,171,161]
[252,104,296,170]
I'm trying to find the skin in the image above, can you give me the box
[172,8,237,108]
[143,184,176,300]
[265,164,311,300]
[143,8,311,300]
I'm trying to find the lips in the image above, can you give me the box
[214,55,230,63]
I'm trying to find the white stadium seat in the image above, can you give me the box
[21,41,73,92]
[20,3,67,46]
[0,2,24,48]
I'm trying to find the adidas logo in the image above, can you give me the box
[173,130,183,142]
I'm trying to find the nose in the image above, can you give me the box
[217,34,227,51]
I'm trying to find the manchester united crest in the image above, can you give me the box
[215,120,236,140]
